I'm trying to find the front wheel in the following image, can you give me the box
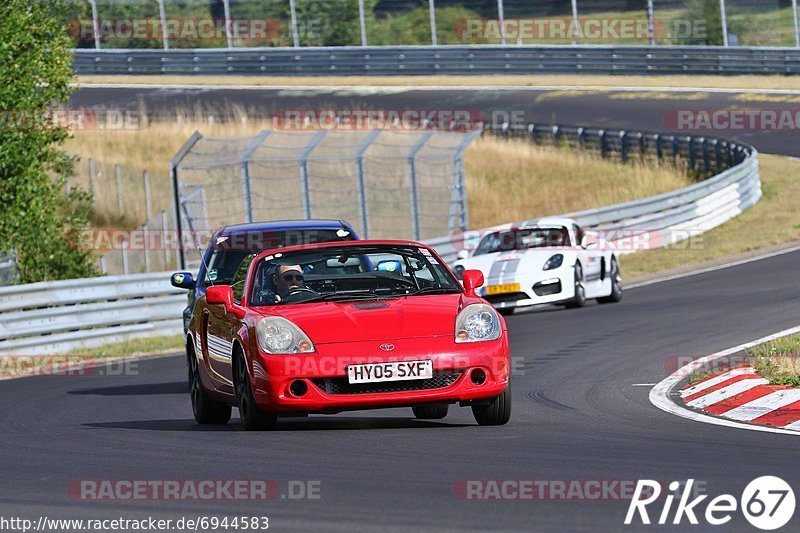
[597,258,623,304]
[472,387,511,426]
[564,263,586,309]
[235,352,278,431]
[189,351,231,425]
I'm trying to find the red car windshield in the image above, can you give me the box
[248,245,462,306]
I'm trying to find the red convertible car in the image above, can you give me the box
[186,240,511,430]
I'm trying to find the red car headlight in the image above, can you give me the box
[455,304,501,343]
[256,317,315,354]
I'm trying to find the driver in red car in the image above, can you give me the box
[274,264,305,300]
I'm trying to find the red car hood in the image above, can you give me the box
[253,294,471,344]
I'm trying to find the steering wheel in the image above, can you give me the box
[286,287,317,296]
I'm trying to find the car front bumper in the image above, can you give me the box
[480,268,575,309]
[251,335,510,413]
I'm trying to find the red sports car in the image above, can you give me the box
[186,240,511,430]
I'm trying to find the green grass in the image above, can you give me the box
[747,334,800,387]
[68,334,184,359]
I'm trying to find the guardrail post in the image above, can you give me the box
[577,127,585,150]
[552,125,560,147]
[408,131,435,241]
[654,134,662,160]
[599,129,607,159]
[713,139,723,172]
[637,132,645,161]
[671,136,679,164]
[619,131,628,162]
[143,170,152,220]
[114,164,124,216]
[688,137,696,169]
[701,138,710,173]
[65,175,71,194]
[122,238,129,275]
[527,123,536,145]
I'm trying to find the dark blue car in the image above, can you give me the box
[171,219,358,331]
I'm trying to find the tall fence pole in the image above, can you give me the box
[142,224,151,273]
[143,170,152,220]
[157,0,168,50]
[570,0,580,45]
[222,0,233,48]
[289,0,300,48]
[358,0,368,46]
[407,131,435,241]
[161,210,170,268]
[496,0,506,46]
[114,164,124,217]
[88,0,100,50]
[793,0,800,48]
[355,130,381,238]
[298,131,327,219]
[647,0,656,46]
[719,0,729,47]
[428,0,438,46]
[240,131,271,224]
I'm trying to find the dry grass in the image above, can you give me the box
[620,154,800,278]
[748,334,800,387]
[463,135,691,229]
[65,120,693,233]
[78,74,800,91]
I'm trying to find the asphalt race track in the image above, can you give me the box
[70,85,800,156]
[2,86,796,531]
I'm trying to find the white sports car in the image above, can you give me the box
[452,217,622,314]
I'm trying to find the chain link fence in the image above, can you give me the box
[66,0,800,50]
[171,128,480,269]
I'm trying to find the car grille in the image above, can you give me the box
[311,373,462,395]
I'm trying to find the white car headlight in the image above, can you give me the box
[543,253,563,270]
[455,304,501,343]
[256,317,315,354]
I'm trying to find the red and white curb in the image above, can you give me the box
[681,367,800,430]
[650,325,800,436]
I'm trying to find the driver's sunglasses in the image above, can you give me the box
[282,273,304,282]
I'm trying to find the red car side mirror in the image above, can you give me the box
[461,270,484,297]
[206,286,245,318]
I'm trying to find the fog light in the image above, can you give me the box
[289,380,308,397]
[470,368,487,385]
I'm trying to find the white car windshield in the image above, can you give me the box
[474,227,570,255]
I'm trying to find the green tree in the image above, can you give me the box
[0,0,98,283]
[686,0,724,45]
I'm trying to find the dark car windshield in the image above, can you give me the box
[474,227,570,256]
[200,228,354,288]
[248,244,462,306]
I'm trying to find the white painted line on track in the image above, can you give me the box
[627,244,800,291]
[649,324,800,436]
[685,378,768,409]
[73,83,800,95]
[680,367,756,398]
[724,390,800,421]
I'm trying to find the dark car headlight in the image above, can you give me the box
[543,254,563,270]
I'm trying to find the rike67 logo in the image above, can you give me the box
[625,477,795,530]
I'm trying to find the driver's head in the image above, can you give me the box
[274,264,304,296]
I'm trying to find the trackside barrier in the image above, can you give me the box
[426,126,759,263]
[72,46,800,76]
[0,272,184,356]
[0,125,759,354]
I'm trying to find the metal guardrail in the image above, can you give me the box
[426,125,759,263]
[1,124,759,355]
[73,45,800,76]
[0,272,184,356]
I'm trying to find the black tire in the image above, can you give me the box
[472,386,512,426]
[564,262,586,309]
[597,257,623,304]
[189,347,231,425]
[234,351,277,431]
[412,403,449,420]
[497,307,514,316]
